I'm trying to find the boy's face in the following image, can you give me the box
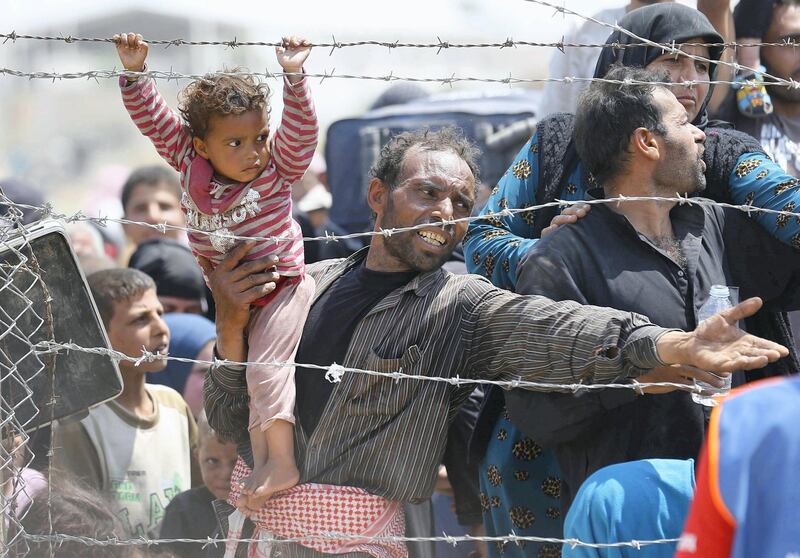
[192,109,271,184]
[122,182,185,246]
[107,288,170,374]
[198,435,238,500]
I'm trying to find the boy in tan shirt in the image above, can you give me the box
[53,268,198,538]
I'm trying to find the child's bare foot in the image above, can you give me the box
[240,458,300,510]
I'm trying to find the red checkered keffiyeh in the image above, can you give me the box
[224,457,407,558]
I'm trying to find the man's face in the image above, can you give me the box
[158,295,204,315]
[198,435,238,500]
[123,183,185,246]
[107,288,170,374]
[372,148,476,273]
[651,88,707,195]
[762,3,800,103]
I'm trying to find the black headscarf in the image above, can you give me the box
[593,3,724,130]
[128,238,207,302]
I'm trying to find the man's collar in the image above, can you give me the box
[399,265,446,297]
[333,246,448,297]
[585,187,706,224]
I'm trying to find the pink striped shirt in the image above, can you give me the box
[120,76,318,277]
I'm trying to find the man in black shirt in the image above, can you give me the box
[294,262,417,435]
[202,127,789,558]
[508,65,800,509]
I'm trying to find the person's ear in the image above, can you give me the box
[367,178,390,226]
[631,127,660,162]
[193,136,210,160]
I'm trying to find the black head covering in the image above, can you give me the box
[593,3,724,130]
[733,0,775,40]
[128,238,206,302]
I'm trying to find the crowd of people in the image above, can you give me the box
[2,1,800,557]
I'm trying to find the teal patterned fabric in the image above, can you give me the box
[479,415,563,558]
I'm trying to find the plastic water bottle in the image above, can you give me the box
[692,285,734,406]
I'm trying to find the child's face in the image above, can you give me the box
[107,288,170,374]
[198,435,238,500]
[193,109,271,183]
[122,182,185,246]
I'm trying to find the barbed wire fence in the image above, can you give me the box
[2,190,797,555]
[1,0,798,554]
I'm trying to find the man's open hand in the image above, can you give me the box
[656,297,789,373]
[541,203,591,238]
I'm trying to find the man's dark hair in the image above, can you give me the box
[734,0,800,41]
[128,238,206,302]
[120,165,181,213]
[574,65,669,185]
[369,127,481,192]
[88,268,156,328]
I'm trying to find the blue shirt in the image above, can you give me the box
[717,377,800,557]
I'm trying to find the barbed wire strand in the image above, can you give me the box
[1,67,797,89]
[9,192,800,247]
[33,339,707,395]
[22,531,678,549]
[523,0,792,86]
[2,31,800,51]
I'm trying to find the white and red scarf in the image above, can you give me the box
[224,457,407,558]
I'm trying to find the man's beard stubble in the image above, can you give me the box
[381,198,456,273]
[654,134,707,196]
[762,59,800,104]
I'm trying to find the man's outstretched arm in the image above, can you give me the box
[464,278,788,385]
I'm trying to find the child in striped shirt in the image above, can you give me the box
[115,33,318,510]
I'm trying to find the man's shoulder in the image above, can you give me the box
[444,270,493,288]
[530,207,605,254]
[307,257,347,276]
[436,270,508,306]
